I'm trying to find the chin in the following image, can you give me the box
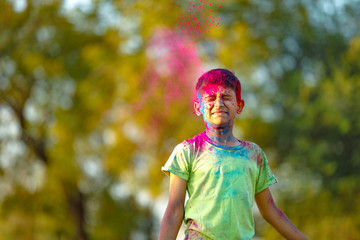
[208,121,229,128]
[212,118,229,125]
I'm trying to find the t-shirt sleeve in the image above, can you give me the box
[255,147,278,194]
[161,143,190,181]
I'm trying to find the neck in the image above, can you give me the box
[205,125,239,147]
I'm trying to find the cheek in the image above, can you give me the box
[200,100,209,109]
[204,102,213,110]
[230,99,238,107]
[199,103,206,112]
[224,100,238,112]
[199,102,212,115]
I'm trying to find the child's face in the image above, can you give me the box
[194,84,244,128]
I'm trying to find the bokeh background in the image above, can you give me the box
[1,0,360,239]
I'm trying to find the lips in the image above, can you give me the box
[212,111,227,115]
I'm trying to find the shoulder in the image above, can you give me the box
[241,140,267,165]
[181,132,205,151]
[169,133,201,155]
[242,140,263,153]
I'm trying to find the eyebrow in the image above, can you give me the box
[204,93,233,98]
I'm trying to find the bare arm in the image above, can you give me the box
[255,188,309,240]
[158,173,187,240]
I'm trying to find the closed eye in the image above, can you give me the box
[205,96,216,101]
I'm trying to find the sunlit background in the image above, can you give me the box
[1,0,360,239]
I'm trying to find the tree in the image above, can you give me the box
[0,1,155,239]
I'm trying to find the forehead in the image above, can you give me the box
[200,84,235,96]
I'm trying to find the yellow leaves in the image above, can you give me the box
[263,190,360,240]
[48,140,79,182]
[50,120,73,143]
[347,36,360,62]
[43,58,64,76]
[47,118,82,184]
[23,52,43,73]
[0,1,14,22]
[316,67,354,134]
[0,210,33,240]
[134,0,172,36]
[103,29,121,50]
[237,118,274,147]
[334,70,352,99]
[298,216,358,240]
[322,161,337,176]
[0,183,75,240]
[337,175,360,195]
[218,22,252,67]
[81,44,105,68]
[103,141,135,176]
[305,215,360,240]
[299,84,310,102]
[22,50,64,77]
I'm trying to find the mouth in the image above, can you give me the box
[212,111,228,115]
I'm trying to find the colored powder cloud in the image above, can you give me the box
[137,29,204,112]
[135,1,223,116]
[173,0,223,42]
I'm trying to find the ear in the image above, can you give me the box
[236,99,245,114]
[194,101,202,116]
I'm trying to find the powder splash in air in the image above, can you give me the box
[137,29,204,113]
[134,1,224,134]
[174,0,223,42]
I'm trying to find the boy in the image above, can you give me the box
[159,69,308,240]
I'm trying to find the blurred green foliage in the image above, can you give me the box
[0,0,359,239]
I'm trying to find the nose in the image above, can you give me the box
[214,97,224,107]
